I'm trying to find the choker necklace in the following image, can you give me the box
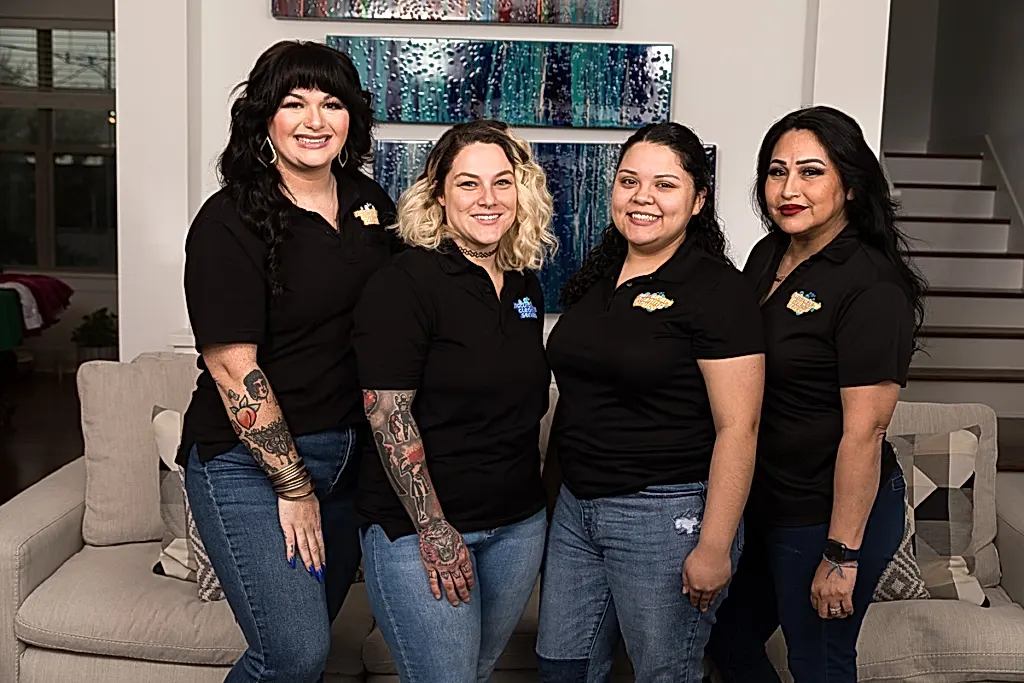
[455,243,498,259]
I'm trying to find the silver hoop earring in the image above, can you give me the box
[338,146,349,167]
[258,137,278,167]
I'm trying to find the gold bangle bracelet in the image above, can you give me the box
[268,461,305,483]
[275,477,313,494]
[278,485,315,500]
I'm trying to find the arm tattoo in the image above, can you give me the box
[363,389,442,529]
[216,367,300,475]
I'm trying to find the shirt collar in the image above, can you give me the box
[648,235,702,284]
[766,224,861,265]
[436,238,474,274]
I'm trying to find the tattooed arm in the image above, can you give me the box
[202,343,325,575]
[363,389,475,606]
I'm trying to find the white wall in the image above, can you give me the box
[881,0,940,152]
[118,0,893,355]
[930,0,1024,225]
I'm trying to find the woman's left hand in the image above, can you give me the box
[682,542,732,612]
[810,559,857,619]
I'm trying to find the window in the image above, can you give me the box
[0,26,116,272]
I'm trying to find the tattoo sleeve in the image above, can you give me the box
[214,367,302,476]
[363,389,443,529]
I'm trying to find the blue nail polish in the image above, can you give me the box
[289,557,295,569]
[308,565,314,576]
[316,569,323,582]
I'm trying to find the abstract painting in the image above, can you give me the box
[327,36,673,129]
[273,0,619,25]
[373,140,717,312]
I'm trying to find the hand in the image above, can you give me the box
[810,558,857,619]
[418,520,475,606]
[278,484,324,581]
[682,542,732,612]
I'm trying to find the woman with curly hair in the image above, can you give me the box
[535,122,765,683]
[351,119,557,682]
[177,40,398,682]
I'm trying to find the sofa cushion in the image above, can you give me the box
[764,587,1024,682]
[891,426,987,605]
[79,353,201,545]
[15,542,373,673]
[888,401,999,588]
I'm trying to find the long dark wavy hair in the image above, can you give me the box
[754,105,927,347]
[218,40,375,295]
[560,122,726,308]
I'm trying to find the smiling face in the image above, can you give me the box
[765,129,851,237]
[267,87,349,175]
[611,142,705,253]
[437,142,518,251]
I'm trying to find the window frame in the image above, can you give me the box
[0,20,116,274]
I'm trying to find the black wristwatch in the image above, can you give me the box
[824,538,861,563]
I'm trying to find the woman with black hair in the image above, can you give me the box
[706,105,925,682]
[535,122,765,683]
[176,40,398,682]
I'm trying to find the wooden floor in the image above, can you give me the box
[0,372,82,506]
[0,372,1022,509]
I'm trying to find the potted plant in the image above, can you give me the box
[71,307,119,364]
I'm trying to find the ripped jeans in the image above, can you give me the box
[536,483,742,683]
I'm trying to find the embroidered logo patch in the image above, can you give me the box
[633,292,675,313]
[787,290,822,316]
[513,297,538,319]
[353,203,379,226]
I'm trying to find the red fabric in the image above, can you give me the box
[0,274,74,332]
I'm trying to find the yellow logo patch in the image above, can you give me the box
[353,203,379,226]
[633,291,675,313]
[787,290,822,316]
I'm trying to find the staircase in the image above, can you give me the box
[886,152,1024,418]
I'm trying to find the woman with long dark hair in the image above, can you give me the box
[707,105,925,682]
[177,40,398,682]
[536,122,765,683]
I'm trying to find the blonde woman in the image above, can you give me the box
[351,119,557,682]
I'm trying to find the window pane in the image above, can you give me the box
[54,154,116,270]
[0,152,37,266]
[51,30,114,90]
[0,28,37,87]
[54,109,115,147]
[0,108,40,145]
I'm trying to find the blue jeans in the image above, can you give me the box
[537,483,742,683]
[185,427,363,683]
[706,466,906,683]
[361,509,547,683]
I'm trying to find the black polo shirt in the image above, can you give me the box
[351,243,550,540]
[546,239,764,500]
[177,169,399,466]
[743,226,914,526]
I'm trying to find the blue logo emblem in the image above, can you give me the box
[513,297,538,319]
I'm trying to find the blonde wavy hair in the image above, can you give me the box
[393,120,557,272]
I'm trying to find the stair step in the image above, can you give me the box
[927,286,1024,298]
[897,185,996,218]
[886,152,984,160]
[894,182,996,191]
[911,253,1023,289]
[900,216,1010,224]
[908,367,1024,382]
[900,379,1024,418]
[901,218,1009,253]
[920,326,1024,339]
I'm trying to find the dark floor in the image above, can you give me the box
[0,372,1022,509]
[0,371,82,506]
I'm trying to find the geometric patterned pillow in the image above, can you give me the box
[152,406,225,602]
[889,426,989,606]
[873,490,930,602]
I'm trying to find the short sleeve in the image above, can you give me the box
[352,265,430,389]
[184,216,266,348]
[836,281,914,387]
[692,268,766,359]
